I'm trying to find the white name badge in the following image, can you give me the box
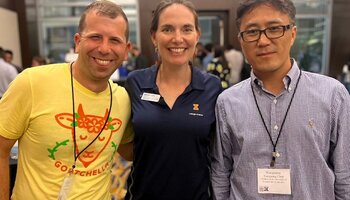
[257,168,291,195]
[141,92,161,102]
[57,174,74,200]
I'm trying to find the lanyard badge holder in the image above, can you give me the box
[57,63,112,199]
[57,167,75,200]
[251,69,302,196]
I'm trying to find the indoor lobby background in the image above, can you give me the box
[0,0,349,79]
[1,0,350,199]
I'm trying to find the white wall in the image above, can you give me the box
[0,7,22,66]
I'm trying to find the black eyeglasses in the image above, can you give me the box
[239,24,294,42]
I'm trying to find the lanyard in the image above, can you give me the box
[251,69,301,167]
[69,62,112,172]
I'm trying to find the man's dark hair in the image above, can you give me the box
[4,49,13,56]
[213,45,225,58]
[236,0,296,29]
[0,47,4,57]
[204,43,213,53]
[225,44,234,51]
[79,0,129,40]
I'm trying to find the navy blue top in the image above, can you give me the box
[125,65,221,200]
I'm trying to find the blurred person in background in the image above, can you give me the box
[224,44,244,85]
[193,42,206,71]
[64,47,79,63]
[130,45,148,70]
[3,49,23,73]
[31,55,48,67]
[207,45,231,89]
[202,42,214,70]
[0,47,18,99]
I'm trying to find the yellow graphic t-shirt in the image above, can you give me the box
[0,63,133,200]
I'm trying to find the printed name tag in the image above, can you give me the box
[257,168,291,195]
[141,92,160,102]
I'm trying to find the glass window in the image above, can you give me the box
[292,18,327,73]
[294,0,329,14]
[291,0,331,74]
[198,15,224,46]
[199,16,221,45]
[43,25,78,63]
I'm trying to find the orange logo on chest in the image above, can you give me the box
[55,104,122,168]
[193,103,199,111]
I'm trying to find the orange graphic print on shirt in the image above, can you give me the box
[54,104,122,168]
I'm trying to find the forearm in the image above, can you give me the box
[0,136,17,200]
[334,145,350,200]
[333,87,350,200]
[0,158,10,200]
[117,142,133,161]
[211,164,231,200]
[211,132,232,200]
[212,100,233,199]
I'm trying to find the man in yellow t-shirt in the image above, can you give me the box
[0,1,133,199]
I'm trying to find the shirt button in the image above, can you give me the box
[273,99,277,104]
[274,125,279,130]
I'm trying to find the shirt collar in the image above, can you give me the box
[285,59,301,92]
[140,64,206,91]
[251,58,301,93]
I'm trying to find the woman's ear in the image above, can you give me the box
[151,32,157,48]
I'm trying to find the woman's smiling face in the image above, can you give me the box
[151,4,200,67]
